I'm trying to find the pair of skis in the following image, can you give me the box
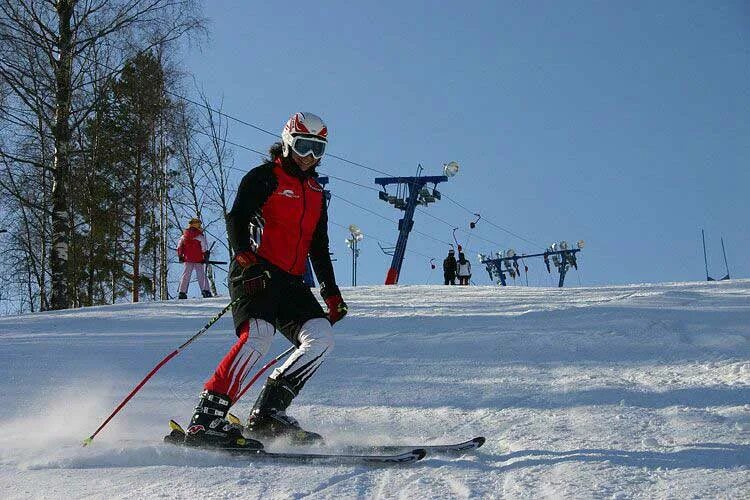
[165,420,484,465]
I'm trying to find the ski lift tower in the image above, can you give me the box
[376,162,458,284]
[480,240,584,288]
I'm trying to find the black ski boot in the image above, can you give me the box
[178,292,187,299]
[201,290,212,298]
[181,390,263,450]
[245,377,324,445]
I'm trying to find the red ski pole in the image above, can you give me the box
[233,345,295,405]
[82,297,241,446]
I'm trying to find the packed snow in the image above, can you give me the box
[0,280,748,498]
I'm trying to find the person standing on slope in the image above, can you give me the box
[443,248,457,285]
[181,112,347,450]
[176,218,212,299]
[456,252,472,285]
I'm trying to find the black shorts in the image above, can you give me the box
[228,259,327,342]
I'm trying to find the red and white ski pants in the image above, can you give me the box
[203,317,334,402]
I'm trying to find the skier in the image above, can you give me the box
[176,218,212,299]
[457,252,472,285]
[443,248,457,285]
[181,112,347,450]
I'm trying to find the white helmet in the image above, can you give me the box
[281,112,328,158]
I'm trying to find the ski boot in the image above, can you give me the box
[177,390,263,450]
[178,292,187,300]
[245,377,324,445]
[201,290,212,298]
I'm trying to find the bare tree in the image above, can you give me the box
[0,0,204,310]
[197,90,235,296]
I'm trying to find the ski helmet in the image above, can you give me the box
[281,112,328,159]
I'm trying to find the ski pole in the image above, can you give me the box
[233,346,295,404]
[82,297,241,446]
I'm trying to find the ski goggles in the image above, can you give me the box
[291,136,326,159]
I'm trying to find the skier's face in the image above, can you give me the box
[292,151,319,171]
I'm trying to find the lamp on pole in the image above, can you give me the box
[345,224,364,286]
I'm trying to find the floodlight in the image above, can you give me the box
[443,161,460,177]
[348,224,362,236]
[577,240,585,249]
[506,248,516,258]
[559,240,568,250]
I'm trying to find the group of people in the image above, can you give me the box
[443,248,472,285]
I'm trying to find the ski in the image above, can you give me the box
[225,412,484,456]
[224,413,484,456]
[338,436,485,455]
[164,420,425,465]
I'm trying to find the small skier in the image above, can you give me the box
[457,252,472,285]
[176,218,212,299]
[443,248,457,285]
[181,112,347,450]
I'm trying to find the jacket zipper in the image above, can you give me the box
[290,177,305,272]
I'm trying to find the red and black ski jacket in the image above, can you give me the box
[227,156,338,295]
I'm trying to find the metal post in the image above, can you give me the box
[720,237,730,280]
[351,238,357,286]
[385,181,421,284]
[558,253,568,288]
[702,229,711,281]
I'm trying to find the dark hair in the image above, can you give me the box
[269,142,283,160]
[458,252,467,264]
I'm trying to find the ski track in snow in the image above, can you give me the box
[1,280,749,498]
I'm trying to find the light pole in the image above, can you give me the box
[345,224,364,286]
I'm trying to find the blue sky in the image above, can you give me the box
[181,0,748,289]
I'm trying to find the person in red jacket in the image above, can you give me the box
[176,218,212,299]
[180,112,347,450]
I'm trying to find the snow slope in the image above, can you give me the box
[0,280,748,498]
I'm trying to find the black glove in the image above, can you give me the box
[231,262,271,297]
[178,255,185,263]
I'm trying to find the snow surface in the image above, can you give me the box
[0,280,748,499]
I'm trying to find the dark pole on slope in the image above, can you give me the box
[720,237,731,280]
[701,229,712,281]
[82,297,241,446]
